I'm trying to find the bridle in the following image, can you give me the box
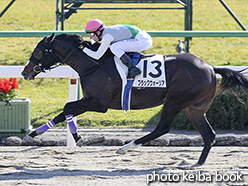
[32,45,75,73]
[31,40,102,76]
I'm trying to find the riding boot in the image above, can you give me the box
[120,53,141,79]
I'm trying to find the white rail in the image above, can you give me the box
[0,65,79,99]
[1,65,248,94]
[214,66,248,78]
[0,66,78,78]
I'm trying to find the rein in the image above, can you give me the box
[49,49,75,70]
[77,44,102,76]
[78,44,102,66]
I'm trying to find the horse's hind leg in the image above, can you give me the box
[184,94,216,166]
[116,101,183,154]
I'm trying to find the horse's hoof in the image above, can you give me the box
[76,138,84,147]
[22,135,34,142]
[191,163,202,168]
[116,148,126,155]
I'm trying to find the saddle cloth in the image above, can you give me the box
[114,53,167,110]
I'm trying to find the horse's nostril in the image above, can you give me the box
[21,71,27,76]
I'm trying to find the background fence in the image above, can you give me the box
[1,30,247,53]
[1,30,248,37]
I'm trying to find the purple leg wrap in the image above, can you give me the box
[36,120,55,135]
[66,115,77,134]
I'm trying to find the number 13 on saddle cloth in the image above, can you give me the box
[114,53,167,110]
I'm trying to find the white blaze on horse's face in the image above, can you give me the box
[21,60,40,81]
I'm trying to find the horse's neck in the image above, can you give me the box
[54,40,97,75]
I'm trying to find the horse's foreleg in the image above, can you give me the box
[23,112,66,140]
[63,114,81,143]
[63,97,109,145]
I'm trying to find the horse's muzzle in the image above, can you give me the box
[21,61,39,80]
[21,70,35,80]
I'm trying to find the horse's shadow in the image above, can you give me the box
[0,166,169,181]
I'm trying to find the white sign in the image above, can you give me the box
[133,54,166,88]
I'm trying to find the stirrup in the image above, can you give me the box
[127,67,141,79]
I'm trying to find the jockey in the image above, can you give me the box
[82,18,153,79]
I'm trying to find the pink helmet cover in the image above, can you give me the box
[85,19,105,33]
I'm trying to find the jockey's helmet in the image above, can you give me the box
[85,19,105,33]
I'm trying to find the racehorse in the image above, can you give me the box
[21,33,248,166]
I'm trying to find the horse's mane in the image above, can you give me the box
[54,33,114,62]
[55,33,102,52]
[55,34,84,46]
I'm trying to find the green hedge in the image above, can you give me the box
[74,92,248,131]
[173,92,248,130]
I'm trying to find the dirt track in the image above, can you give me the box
[1,129,248,185]
[0,145,247,186]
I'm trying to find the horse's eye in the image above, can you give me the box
[34,49,42,60]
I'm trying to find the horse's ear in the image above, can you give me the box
[44,33,55,44]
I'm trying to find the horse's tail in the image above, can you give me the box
[214,67,248,93]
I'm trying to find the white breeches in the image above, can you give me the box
[110,30,153,58]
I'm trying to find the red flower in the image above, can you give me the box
[0,78,19,101]
[0,79,10,94]
[10,78,19,90]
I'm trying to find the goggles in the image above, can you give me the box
[89,32,96,38]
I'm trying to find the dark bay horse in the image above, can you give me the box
[21,33,248,166]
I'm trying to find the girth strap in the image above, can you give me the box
[122,52,141,110]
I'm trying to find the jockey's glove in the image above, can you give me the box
[78,45,85,51]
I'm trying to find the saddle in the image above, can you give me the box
[127,52,157,64]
